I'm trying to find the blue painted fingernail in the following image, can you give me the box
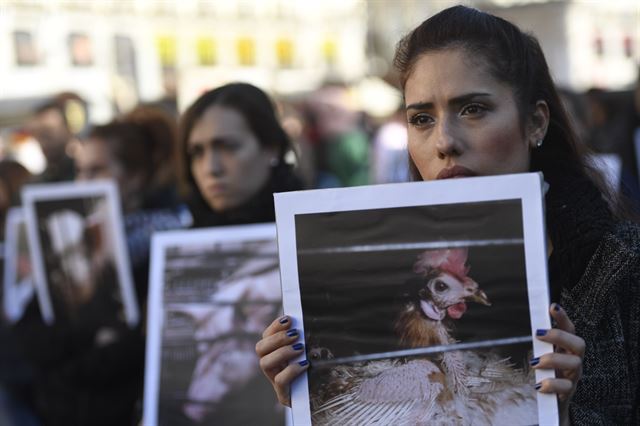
[286,329,298,337]
[529,357,540,366]
[553,303,561,312]
[534,382,542,390]
[279,316,289,324]
[292,343,304,351]
[536,329,547,336]
[298,359,309,367]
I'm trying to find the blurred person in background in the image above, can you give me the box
[0,160,32,239]
[584,88,640,204]
[28,93,87,183]
[173,82,302,424]
[306,83,370,188]
[122,105,181,208]
[0,159,38,426]
[13,112,190,426]
[180,82,303,228]
[370,105,409,184]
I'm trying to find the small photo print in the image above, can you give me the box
[144,224,286,426]
[275,174,557,425]
[22,181,138,326]
[3,208,35,323]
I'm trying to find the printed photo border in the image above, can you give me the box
[143,223,291,426]
[3,207,35,323]
[21,180,138,326]
[275,172,558,425]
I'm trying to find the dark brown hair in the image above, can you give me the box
[123,105,178,189]
[86,122,153,183]
[393,6,600,193]
[178,82,293,195]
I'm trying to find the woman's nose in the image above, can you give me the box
[434,118,462,158]
[204,149,224,176]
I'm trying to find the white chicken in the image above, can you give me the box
[311,248,536,425]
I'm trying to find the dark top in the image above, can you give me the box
[546,174,639,424]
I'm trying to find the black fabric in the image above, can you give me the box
[544,174,640,423]
[545,174,615,303]
[188,164,304,228]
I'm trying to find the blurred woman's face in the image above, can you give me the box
[404,48,547,181]
[75,138,120,182]
[75,139,140,211]
[188,106,274,212]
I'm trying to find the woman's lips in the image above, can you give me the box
[204,183,227,195]
[436,165,477,180]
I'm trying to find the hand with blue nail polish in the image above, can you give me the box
[255,316,309,407]
[532,303,584,426]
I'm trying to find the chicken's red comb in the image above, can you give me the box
[413,248,470,281]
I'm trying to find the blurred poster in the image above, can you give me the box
[22,181,138,326]
[144,224,286,426]
[3,208,35,323]
[275,173,558,425]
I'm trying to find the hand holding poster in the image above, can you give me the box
[275,173,558,425]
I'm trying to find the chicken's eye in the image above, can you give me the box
[434,280,449,292]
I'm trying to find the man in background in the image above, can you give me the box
[29,92,87,183]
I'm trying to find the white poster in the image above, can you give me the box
[22,180,138,326]
[3,208,35,323]
[144,224,288,426]
[275,172,558,426]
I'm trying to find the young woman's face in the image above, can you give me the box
[404,49,543,181]
[188,106,274,212]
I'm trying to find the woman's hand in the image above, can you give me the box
[532,303,585,425]
[255,315,309,407]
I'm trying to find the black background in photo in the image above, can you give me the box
[295,199,532,365]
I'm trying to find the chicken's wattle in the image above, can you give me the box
[446,302,467,319]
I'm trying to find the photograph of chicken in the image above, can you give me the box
[144,225,286,426]
[295,199,539,425]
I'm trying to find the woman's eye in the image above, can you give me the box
[188,145,204,159]
[435,280,448,292]
[461,103,486,116]
[408,113,433,128]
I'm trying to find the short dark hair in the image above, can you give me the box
[394,5,594,190]
[86,121,153,182]
[178,82,292,193]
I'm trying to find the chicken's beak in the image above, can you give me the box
[468,290,491,306]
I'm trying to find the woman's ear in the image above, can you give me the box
[527,100,550,149]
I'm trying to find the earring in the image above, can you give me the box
[536,139,544,148]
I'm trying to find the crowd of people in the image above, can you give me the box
[0,5,638,425]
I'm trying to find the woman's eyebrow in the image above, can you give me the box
[405,92,491,111]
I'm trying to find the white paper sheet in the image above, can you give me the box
[275,173,557,426]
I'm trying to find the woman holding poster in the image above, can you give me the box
[256,5,640,425]
[163,82,302,425]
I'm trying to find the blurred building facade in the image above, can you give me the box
[0,0,368,123]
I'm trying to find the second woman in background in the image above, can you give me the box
[179,82,303,228]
